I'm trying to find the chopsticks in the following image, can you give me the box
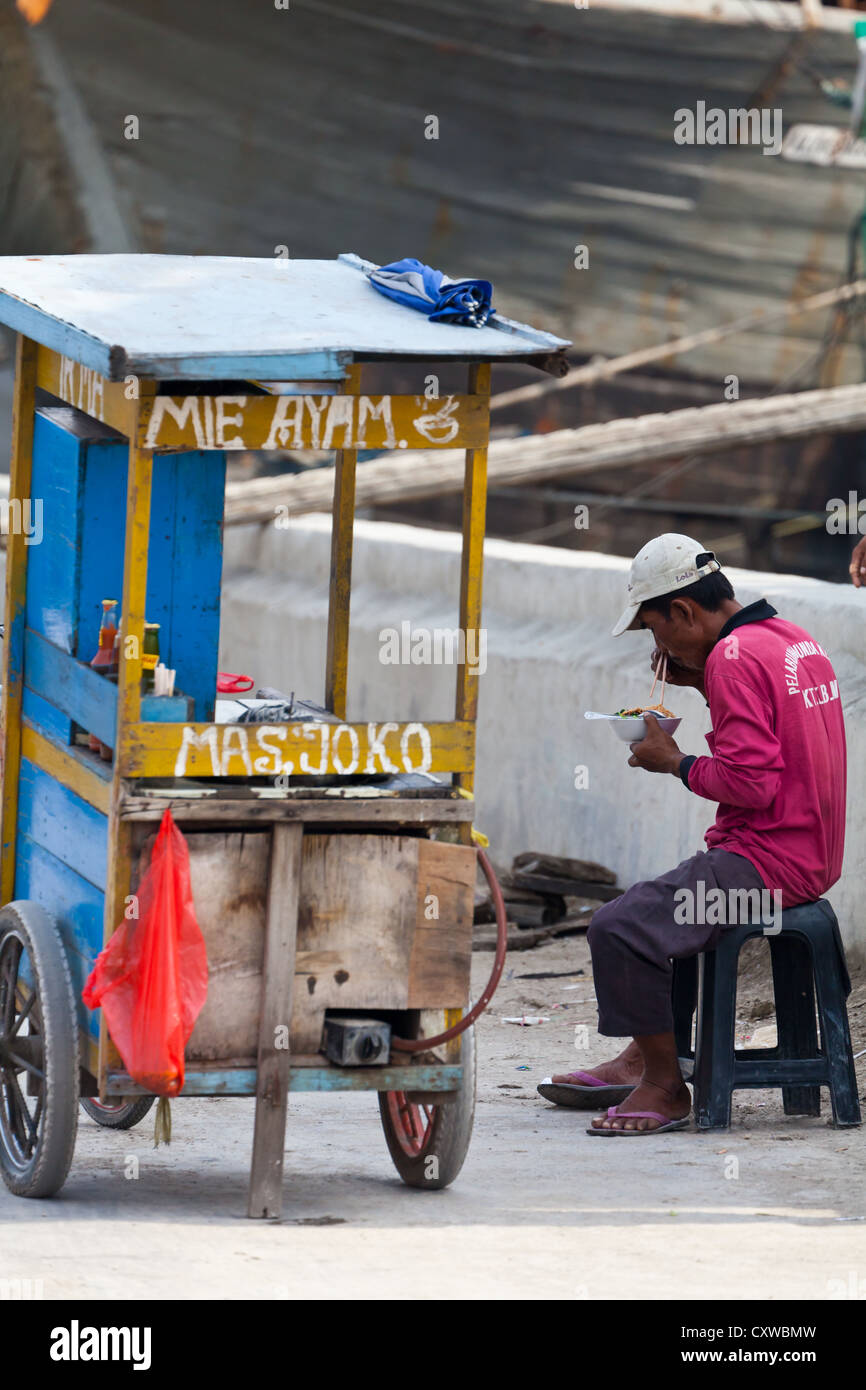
[649,652,667,710]
[154,662,176,697]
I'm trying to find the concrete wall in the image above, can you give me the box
[225,519,862,956]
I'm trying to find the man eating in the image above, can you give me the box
[538,533,846,1134]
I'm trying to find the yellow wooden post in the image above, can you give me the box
[99,393,155,1094]
[0,337,37,903]
[324,365,361,718]
[117,405,155,736]
[454,362,491,831]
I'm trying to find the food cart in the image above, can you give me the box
[0,253,569,1216]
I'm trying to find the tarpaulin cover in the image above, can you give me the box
[83,809,208,1096]
[368,257,494,327]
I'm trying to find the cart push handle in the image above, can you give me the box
[390,849,507,1052]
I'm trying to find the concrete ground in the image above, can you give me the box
[1,933,864,1301]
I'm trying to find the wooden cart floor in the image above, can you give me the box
[105,1062,463,1096]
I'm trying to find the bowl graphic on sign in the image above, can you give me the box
[413,397,460,444]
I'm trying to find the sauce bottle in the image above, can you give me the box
[141,622,160,693]
[90,600,118,672]
[89,600,119,751]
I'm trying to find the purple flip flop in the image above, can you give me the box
[537,1071,634,1110]
[586,1105,691,1136]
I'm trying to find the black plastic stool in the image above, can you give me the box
[672,900,861,1130]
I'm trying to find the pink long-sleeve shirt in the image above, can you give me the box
[680,601,846,906]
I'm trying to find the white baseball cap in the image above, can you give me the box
[612,533,721,636]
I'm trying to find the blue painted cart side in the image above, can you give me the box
[22,408,226,766]
[25,630,117,748]
[17,760,108,892]
[16,405,229,1070]
[15,828,105,1054]
[16,757,109,1060]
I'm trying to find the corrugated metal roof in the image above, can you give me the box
[0,252,569,379]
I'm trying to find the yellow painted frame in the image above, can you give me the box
[325,365,361,717]
[118,718,475,779]
[140,390,488,452]
[35,346,490,452]
[36,344,135,437]
[20,726,110,816]
[0,336,37,902]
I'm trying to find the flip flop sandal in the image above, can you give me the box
[586,1106,691,1136]
[537,1071,634,1110]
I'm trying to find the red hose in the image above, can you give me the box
[390,847,508,1052]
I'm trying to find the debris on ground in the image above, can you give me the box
[515,969,585,981]
[746,998,775,1020]
[743,1024,777,1049]
[473,850,621,951]
[511,851,622,904]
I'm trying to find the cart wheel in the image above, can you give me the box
[379,1015,476,1190]
[81,1096,155,1130]
[0,901,79,1197]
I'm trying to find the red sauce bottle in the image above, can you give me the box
[88,600,119,751]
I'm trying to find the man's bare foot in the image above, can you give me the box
[551,1039,644,1088]
[590,1078,691,1132]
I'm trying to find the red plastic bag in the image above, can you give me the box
[83,809,208,1096]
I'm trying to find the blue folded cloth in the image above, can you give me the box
[368,257,494,328]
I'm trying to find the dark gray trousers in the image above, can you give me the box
[587,849,767,1037]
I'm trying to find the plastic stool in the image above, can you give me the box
[672,900,861,1130]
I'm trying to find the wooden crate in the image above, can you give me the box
[154,830,476,1059]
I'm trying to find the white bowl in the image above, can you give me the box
[608,712,682,743]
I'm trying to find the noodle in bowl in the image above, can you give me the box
[609,709,682,743]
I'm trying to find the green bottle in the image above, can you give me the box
[141,622,160,694]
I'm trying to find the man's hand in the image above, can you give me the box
[628,713,685,775]
[651,646,705,696]
[850,536,866,589]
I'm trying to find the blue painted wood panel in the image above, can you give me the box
[146,450,226,723]
[79,440,225,722]
[27,414,84,653]
[140,694,193,722]
[0,294,115,375]
[21,687,72,744]
[106,1065,464,1096]
[18,759,108,892]
[134,350,349,379]
[0,294,351,380]
[25,414,225,733]
[24,629,117,747]
[76,438,124,664]
[14,835,105,1040]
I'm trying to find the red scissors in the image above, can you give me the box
[217,671,255,694]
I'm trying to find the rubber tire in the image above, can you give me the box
[378,1020,476,1190]
[0,901,79,1197]
[81,1096,155,1130]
